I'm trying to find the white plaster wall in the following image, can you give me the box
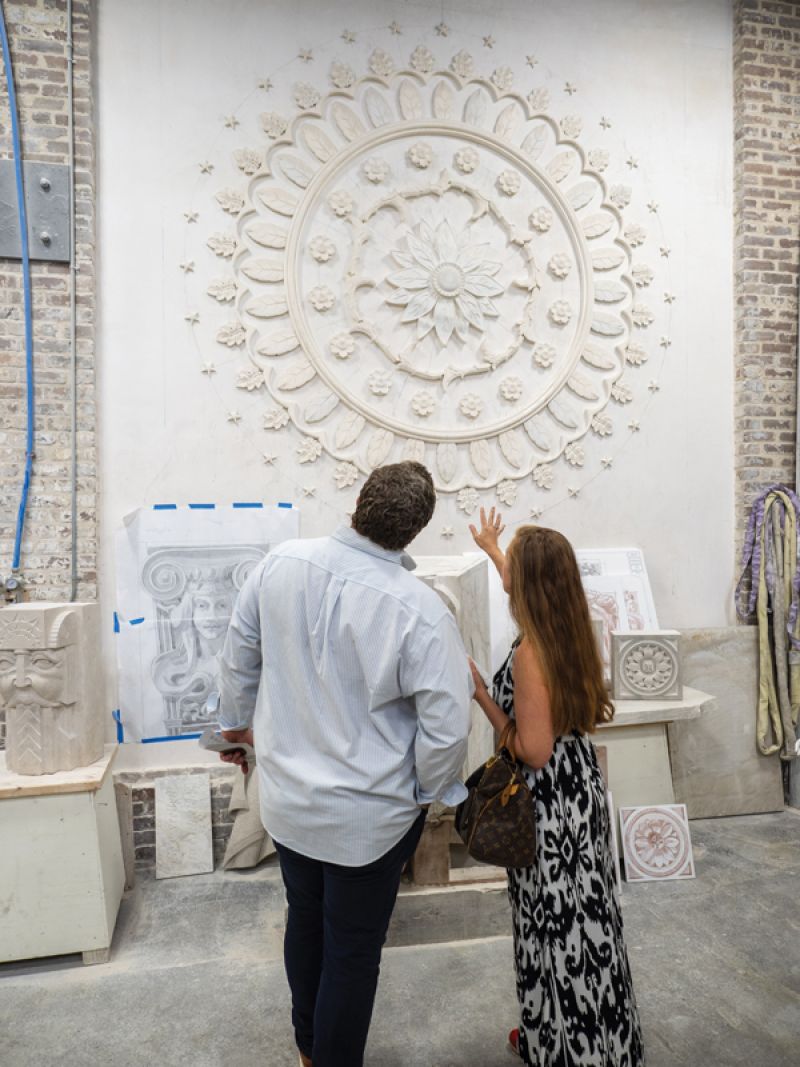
[96,0,734,742]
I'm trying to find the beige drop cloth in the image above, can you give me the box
[222,765,276,869]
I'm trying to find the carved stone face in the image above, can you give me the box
[192,591,232,643]
[0,646,74,708]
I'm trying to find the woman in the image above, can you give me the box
[469,508,645,1067]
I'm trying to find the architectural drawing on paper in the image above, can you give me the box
[0,602,103,774]
[144,544,266,735]
[619,804,695,882]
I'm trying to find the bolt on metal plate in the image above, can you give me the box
[0,161,71,262]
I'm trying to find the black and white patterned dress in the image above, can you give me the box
[494,643,645,1067]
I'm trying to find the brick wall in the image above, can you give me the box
[0,0,97,601]
[734,0,800,552]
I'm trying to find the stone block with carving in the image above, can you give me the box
[0,602,103,774]
[611,630,682,701]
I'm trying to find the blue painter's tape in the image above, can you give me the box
[129,617,145,626]
[189,503,216,510]
[112,709,124,744]
[113,611,120,633]
[233,502,263,509]
[153,504,177,510]
[278,502,293,509]
[141,733,202,743]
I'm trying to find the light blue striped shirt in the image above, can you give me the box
[217,525,472,865]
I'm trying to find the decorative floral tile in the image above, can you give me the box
[618,803,695,882]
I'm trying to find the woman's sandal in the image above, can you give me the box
[507,1028,521,1058]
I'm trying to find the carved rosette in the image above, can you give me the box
[205,51,663,493]
[611,631,682,700]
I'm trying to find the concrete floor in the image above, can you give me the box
[2,811,800,1066]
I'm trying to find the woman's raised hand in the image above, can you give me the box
[469,506,505,554]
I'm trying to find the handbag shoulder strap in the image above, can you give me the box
[497,719,518,760]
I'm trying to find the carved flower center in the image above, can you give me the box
[431,262,464,298]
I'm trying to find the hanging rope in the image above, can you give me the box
[735,484,800,758]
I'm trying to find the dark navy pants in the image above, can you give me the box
[274,811,426,1067]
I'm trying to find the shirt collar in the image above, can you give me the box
[332,525,417,571]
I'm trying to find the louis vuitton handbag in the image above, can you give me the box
[455,721,537,868]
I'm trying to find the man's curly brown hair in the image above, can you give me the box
[352,462,436,551]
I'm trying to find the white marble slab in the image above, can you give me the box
[155,772,213,879]
[598,687,714,729]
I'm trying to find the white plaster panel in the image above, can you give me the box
[97,1,734,759]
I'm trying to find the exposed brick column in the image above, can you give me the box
[734,0,800,557]
[0,0,96,602]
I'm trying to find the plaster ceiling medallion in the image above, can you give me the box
[197,46,667,495]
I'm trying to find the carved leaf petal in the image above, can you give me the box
[364,87,394,127]
[594,282,627,303]
[432,81,455,120]
[581,343,616,370]
[257,328,300,356]
[304,391,340,424]
[566,181,597,211]
[331,102,366,142]
[548,396,580,429]
[259,187,298,217]
[591,313,625,337]
[399,79,423,120]
[302,125,337,162]
[521,126,547,160]
[275,359,316,391]
[567,374,600,401]
[367,429,394,468]
[242,260,284,283]
[499,430,524,469]
[247,222,287,249]
[335,411,367,449]
[437,442,458,484]
[246,293,288,319]
[494,103,521,139]
[463,89,488,127]
[582,213,614,239]
[469,439,491,480]
[545,151,574,183]
[591,247,625,271]
[403,439,426,463]
[280,154,314,189]
[524,416,552,452]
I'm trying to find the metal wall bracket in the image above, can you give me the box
[0,161,71,262]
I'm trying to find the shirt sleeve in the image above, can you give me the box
[400,610,474,807]
[217,562,264,731]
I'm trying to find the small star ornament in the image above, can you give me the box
[567,487,580,499]
[199,161,214,174]
[599,116,612,130]
[227,410,242,425]
[224,115,240,129]
[660,246,671,258]
[298,48,313,63]
[341,30,355,43]
[529,507,542,520]
[179,260,195,273]
[564,82,577,95]
[435,22,449,36]
[441,526,455,539]
[201,362,216,376]
[601,457,613,469]
[483,35,495,48]
[262,453,277,466]
[184,311,199,325]
[659,336,672,349]
[526,55,538,68]
[664,292,676,304]
[628,419,641,433]
[183,210,199,223]
[647,201,659,213]
[626,156,639,169]
[302,486,317,497]
[648,380,661,393]
[258,78,273,92]
[389,21,402,35]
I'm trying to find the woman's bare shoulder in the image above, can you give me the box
[514,637,547,684]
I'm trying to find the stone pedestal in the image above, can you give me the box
[0,745,124,964]
[0,602,103,775]
[413,555,492,773]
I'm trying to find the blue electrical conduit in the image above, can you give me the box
[0,1,35,576]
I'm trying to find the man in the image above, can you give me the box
[216,462,472,1067]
